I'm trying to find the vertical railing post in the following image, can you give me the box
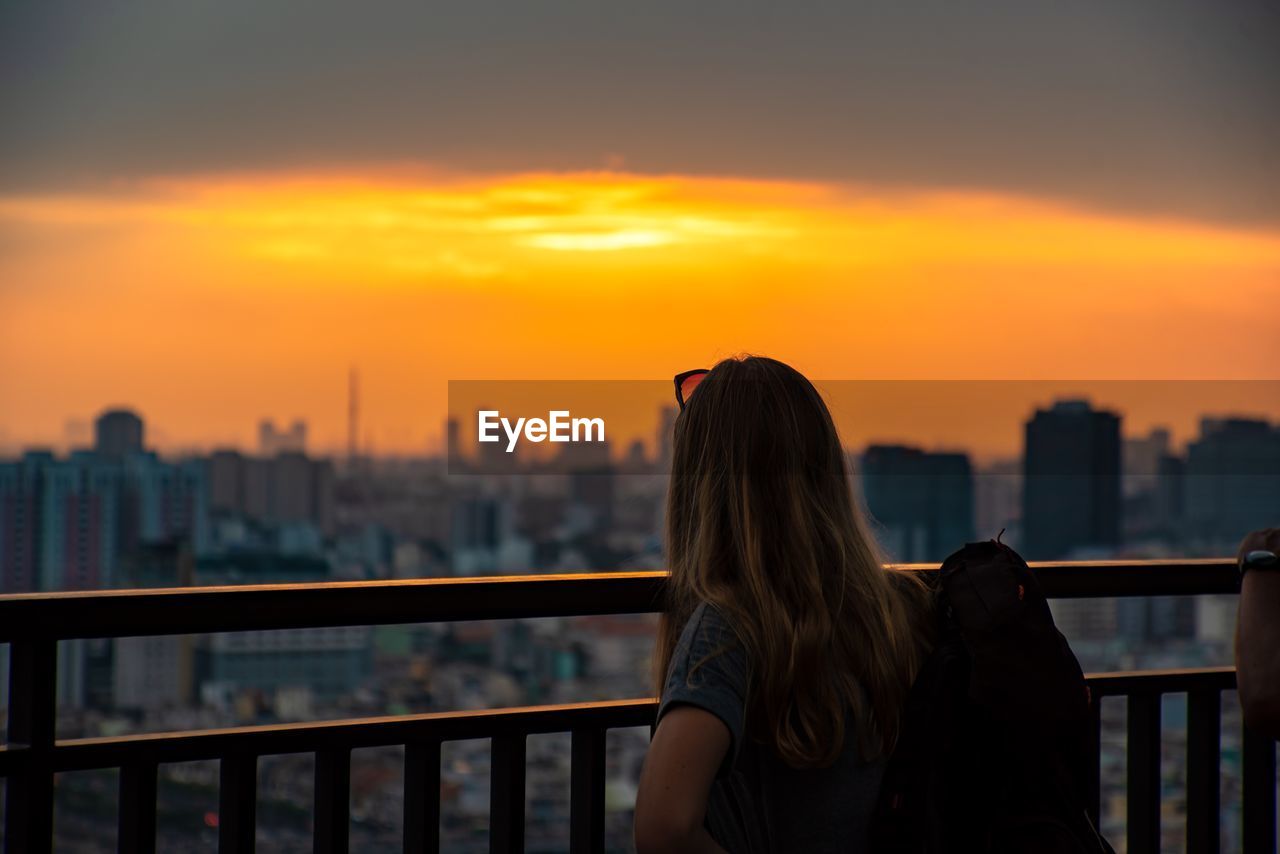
[118,759,158,854]
[1185,689,1220,854]
[490,733,526,854]
[314,747,351,854]
[1127,692,1161,854]
[569,729,606,854]
[4,639,57,854]
[219,752,258,854]
[1085,692,1103,828]
[403,739,441,854]
[1242,725,1277,854]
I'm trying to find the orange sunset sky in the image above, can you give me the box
[2,3,1278,456]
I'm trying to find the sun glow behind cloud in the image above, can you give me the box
[1,169,1279,452]
[0,172,815,280]
[3,171,1278,277]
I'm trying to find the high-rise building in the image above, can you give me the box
[242,455,272,521]
[1122,428,1177,544]
[623,439,649,473]
[974,458,1022,546]
[1184,417,1280,548]
[0,447,206,592]
[203,450,335,535]
[1,451,125,591]
[1116,596,1196,641]
[195,626,371,703]
[126,453,207,552]
[1123,428,1171,498]
[258,419,308,456]
[94,409,144,458]
[0,453,51,591]
[208,450,243,513]
[274,451,318,522]
[1022,399,1121,559]
[860,445,975,563]
[568,467,617,536]
[39,451,123,590]
[114,634,191,710]
[452,494,522,574]
[192,554,370,704]
[1154,452,1186,534]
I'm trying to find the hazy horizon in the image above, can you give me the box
[8,380,1278,467]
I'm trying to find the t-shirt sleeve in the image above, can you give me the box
[656,602,749,778]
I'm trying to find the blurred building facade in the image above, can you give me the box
[860,444,975,563]
[94,409,144,459]
[1183,417,1280,550]
[207,449,335,540]
[0,447,206,592]
[258,418,308,456]
[1022,399,1122,559]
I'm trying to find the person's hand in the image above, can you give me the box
[1237,528,1280,571]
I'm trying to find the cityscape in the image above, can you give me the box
[4,3,1278,851]
[2,394,1278,851]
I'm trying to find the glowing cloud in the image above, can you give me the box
[2,169,1279,452]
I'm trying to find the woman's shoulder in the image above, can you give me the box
[672,601,746,677]
[665,600,749,703]
[680,600,737,643]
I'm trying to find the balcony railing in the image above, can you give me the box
[0,559,1275,854]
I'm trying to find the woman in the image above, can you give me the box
[634,356,935,853]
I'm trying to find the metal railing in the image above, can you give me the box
[0,559,1275,854]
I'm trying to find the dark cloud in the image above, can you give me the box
[2,0,1277,225]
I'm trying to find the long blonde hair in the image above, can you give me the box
[654,356,934,767]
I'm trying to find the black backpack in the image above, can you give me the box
[871,539,1115,854]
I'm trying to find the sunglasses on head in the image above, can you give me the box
[674,368,710,411]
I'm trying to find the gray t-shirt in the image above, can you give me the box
[656,601,886,853]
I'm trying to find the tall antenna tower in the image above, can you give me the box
[347,366,359,468]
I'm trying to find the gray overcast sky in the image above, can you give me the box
[2,0,1277,225]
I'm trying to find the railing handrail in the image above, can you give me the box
[0,698,662,775]
[1087,665,1236,696]
[0,559,1239,642]
[0,667,1242,774]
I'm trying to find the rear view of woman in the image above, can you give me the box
[634,356,935,853]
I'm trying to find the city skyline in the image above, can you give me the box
[6,392,1276,595]
[6,380,1280,465]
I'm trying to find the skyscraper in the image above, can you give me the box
[1123,427,1171,498]
[40,452,122,590]
[0,446,206,592]
[258,419,308,456]
[973,458,1022,546]
[203,450,334,535]
[0,453,48,591]
[860,445,975,563]
[1022,399,1121,559]
[1184,417,1280,548]
[94,409,144,458]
